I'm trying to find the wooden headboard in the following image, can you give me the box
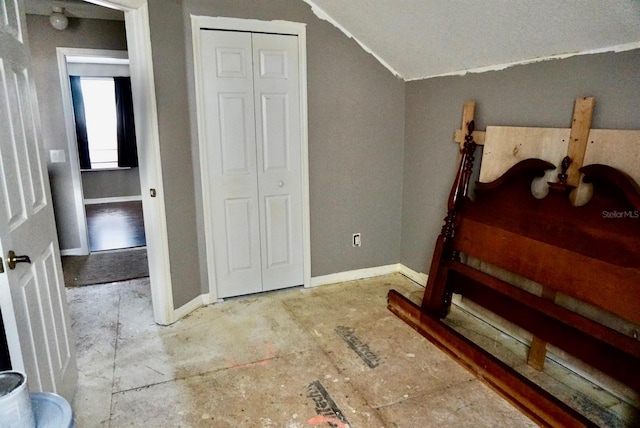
[450,160,640,325]
[388,114,640,426]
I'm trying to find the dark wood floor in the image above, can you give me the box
[85,201,146,252]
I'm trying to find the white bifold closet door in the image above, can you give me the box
[200,29,303,298]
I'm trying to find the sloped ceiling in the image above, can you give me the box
[303,0,640,81]
[26,0,640,80]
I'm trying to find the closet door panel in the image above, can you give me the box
[260,93,289,171]
[252,33,304,291]
[264,194,292,268]
[200,30,262,298]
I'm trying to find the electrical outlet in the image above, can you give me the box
[352,233,361,247]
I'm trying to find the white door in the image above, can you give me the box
[201,30,263,298]
[252,33,303,292]
[0,0,77,400]
[200,29,303,298]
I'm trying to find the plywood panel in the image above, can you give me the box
[584,129,640,185]
[480,126,570,187]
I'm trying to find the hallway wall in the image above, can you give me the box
[26,15,129,251]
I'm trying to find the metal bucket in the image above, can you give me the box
[0,371,35,428]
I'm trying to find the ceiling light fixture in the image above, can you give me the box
[49,7,68,31]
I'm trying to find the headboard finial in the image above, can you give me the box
[558,156,572,185]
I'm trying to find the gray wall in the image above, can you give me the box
[401,49,640,275]
[147,0,406,307]
[26,15,128,250]
[147,0,201,308]
[81,169,141,200]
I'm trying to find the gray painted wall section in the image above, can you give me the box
[26,15,128,250]
[147,0,202,309]
[81,169,141,199]
[401,49,640,275]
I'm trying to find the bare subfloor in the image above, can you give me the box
[66,274,635,427]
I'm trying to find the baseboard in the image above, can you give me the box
[397,264,428,287]
[84,195,142,205]
[200,293,215,306]
[173,293,209,320]
[309,263,429,288]
[60,248,88,256]
[174,264,425,319]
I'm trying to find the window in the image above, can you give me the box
[80,77,119,169]
[69,75,138,170]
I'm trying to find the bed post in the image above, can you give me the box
[421,121,477,317]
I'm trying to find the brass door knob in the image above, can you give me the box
[7,250,31,270]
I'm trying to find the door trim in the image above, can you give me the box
[191,16,311,301]
[85,0,174,324]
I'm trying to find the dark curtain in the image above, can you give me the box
[69,76,91,169]
[114,77,139,168]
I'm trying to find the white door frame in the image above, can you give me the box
[56,47,129,257]
[85,0,174,324]
[191,16,311,301]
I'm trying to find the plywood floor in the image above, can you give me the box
[66,274,638,427]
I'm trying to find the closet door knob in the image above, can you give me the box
[278,181,284,187]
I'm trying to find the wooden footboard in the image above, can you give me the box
[387,290,597,428]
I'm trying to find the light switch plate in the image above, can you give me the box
[49,149,66,163]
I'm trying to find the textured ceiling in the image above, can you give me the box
[303,0,640,81]
[25,0,640,80]
[24,0,123,21]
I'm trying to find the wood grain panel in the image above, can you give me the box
[584,129,640,185]
[480,126,569,184]
[455,218,640,324]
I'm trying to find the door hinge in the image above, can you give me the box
[0,257,4,274]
